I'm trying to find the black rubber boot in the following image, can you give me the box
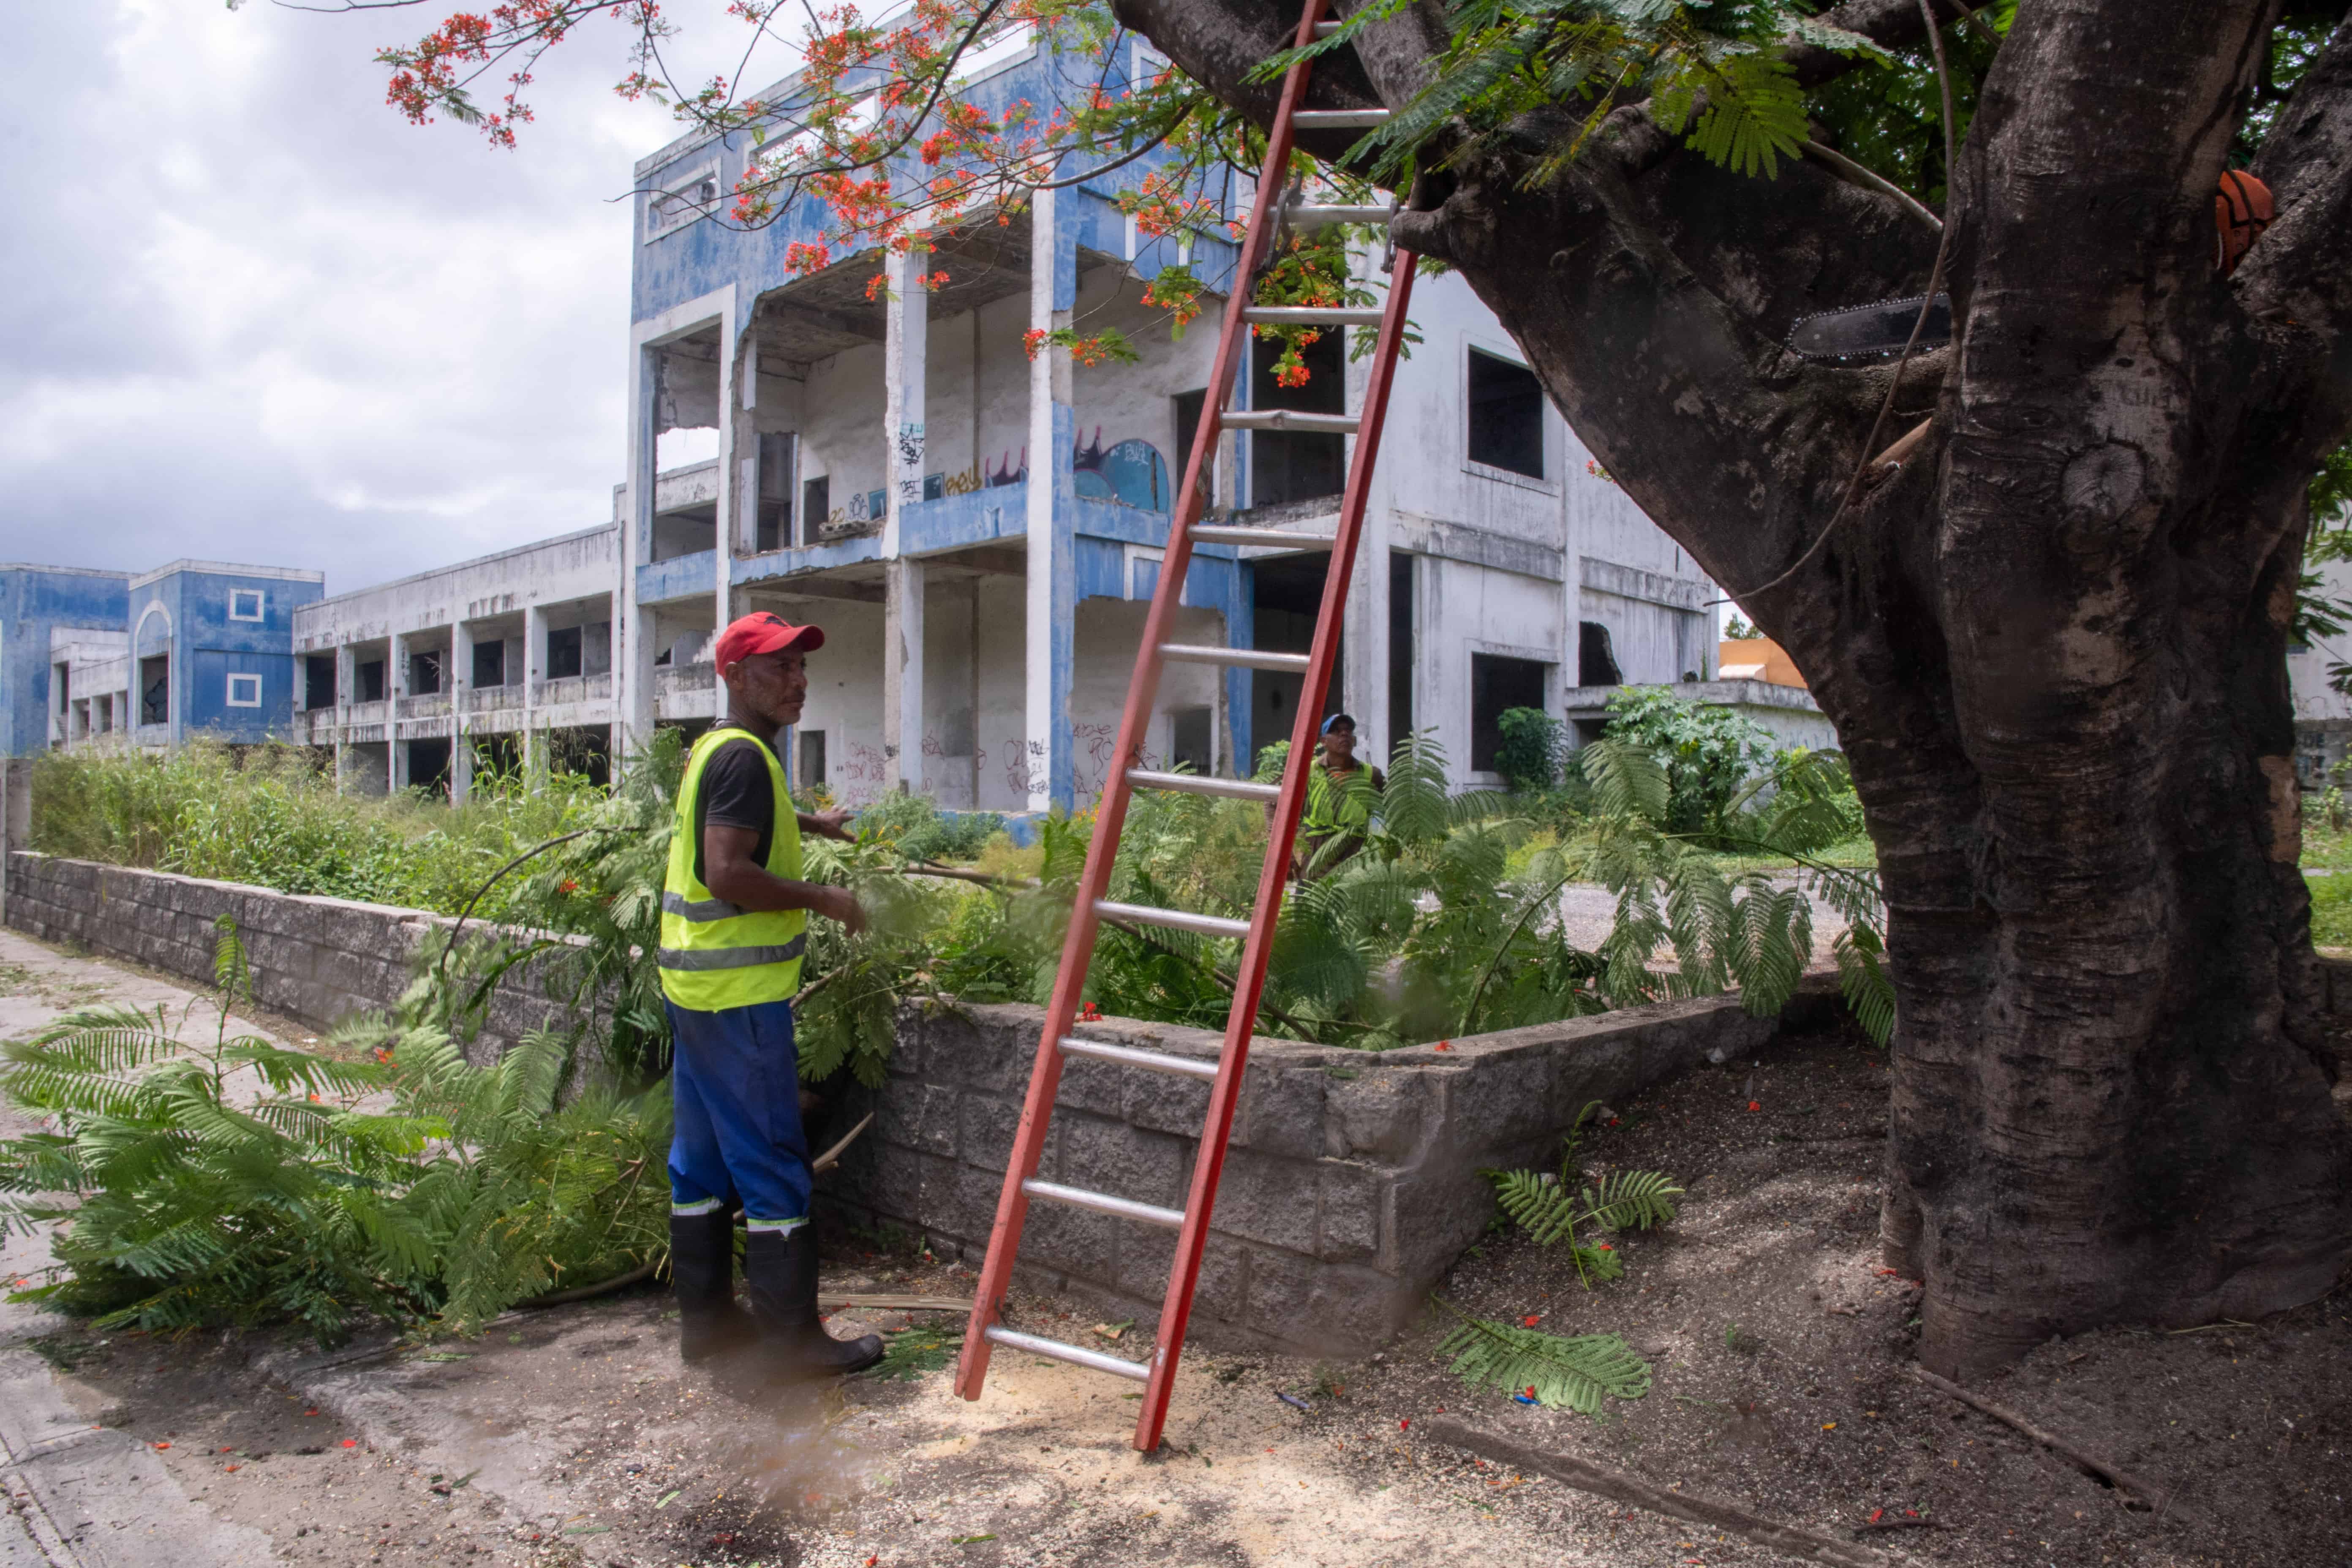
[744,1225,885,1380]
[670,1209,756,1364]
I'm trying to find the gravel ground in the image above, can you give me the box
[8,929,2349,1567]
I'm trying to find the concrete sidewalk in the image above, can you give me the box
[1,932,281,1568]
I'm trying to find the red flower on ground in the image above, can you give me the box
[1521,1315,1540,1328]
[1747,1100,1761,1111]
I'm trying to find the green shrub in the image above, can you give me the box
[1494,707,1564,791]
[1601,686,1775,842]
[28,742,604,921]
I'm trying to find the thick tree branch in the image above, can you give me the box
[2243,20,2352,363]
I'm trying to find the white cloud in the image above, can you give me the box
[0,0,781,593]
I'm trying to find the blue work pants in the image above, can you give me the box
[664,997,811,1234]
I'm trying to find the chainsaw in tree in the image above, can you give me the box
[1787,293,1951,361]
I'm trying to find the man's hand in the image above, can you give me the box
[818,885,868,936]
[802,808,857,842]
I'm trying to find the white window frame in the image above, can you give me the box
[1462,340,1561,493]
[228,588,266,621]
[645,160,723,242]
[226,672,263,708]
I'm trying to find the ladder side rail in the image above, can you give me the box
[953,0,1335,1402]
[1132,253,1422,1452]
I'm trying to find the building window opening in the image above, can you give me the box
[140,655,169,726]
[1248,330,1345,508]
[799,729,828,787]
[409,651,443,696]
[357,659,386,703]
[1388,553,1415,749]
[228,588,266,622]
[1172,389,1217,506]
[1169,706,1213,776]
[406,738,453,799]
[547,625,585,680]
[305,655,336,710]
[1471,653,1550,774]
[1578,621,1623,687]
[1468,349,1546,478]
[472,638,507,689]
[757,431,795,553]
[801,474,831,541]
[226,672,263,708]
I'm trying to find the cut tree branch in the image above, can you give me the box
[1422,1418,1892,1568]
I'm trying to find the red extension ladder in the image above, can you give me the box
[954,0,1414,1453]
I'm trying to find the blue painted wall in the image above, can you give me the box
[0,566,131,758]
[129,566,323,745]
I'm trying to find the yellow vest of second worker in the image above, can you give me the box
[658,728,806,1011]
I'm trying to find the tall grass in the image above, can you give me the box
[28,743,604,921]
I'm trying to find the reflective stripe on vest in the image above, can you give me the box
[658,727,808,1011]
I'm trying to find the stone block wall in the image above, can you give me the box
[3,851,578,1060]
[818,986,1842,1357]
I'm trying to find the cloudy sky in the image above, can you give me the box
[0,0,778,595]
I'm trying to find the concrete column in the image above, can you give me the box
[1024,183,1078,814]
[968,578,983,807]
[388,634,411,794]
[523,605,546,780]
[883,558,927,794]
[712,303,742,645]
[451,620,475,804]
[615,345,659,769]
[333,642,356,795]
[881,248,931,796]
[884,248,929,546]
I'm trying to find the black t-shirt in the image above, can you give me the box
[693,730,781,888]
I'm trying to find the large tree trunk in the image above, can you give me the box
[1119,0,2352,1374]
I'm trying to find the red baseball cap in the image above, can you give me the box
[712,611,824,670]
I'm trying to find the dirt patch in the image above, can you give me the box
[26,1019,2352,1567]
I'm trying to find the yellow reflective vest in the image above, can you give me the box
[658,728,807,1011]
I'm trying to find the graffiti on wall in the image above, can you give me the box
[1073,431,1172,512]
[985,449,1029,488]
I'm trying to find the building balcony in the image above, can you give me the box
[397,694,450,721]
[347,699,388,726]
[469,683,522,714]
[656,662,717,722]
[535,672,613,709]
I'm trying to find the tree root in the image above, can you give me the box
[1905,1364,2167,1511]
[1421,1418,1892,1568]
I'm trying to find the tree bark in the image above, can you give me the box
[1116,0,2352,1375]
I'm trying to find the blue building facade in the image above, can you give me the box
[127,562,325,747]
[13,559,323,757]
[0,564,131,757]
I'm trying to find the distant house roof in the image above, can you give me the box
[1718,637,1807,689]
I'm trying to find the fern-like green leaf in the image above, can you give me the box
[1436,1303,1652,1414]
[1581,1168,1682,1231]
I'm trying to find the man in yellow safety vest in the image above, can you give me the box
[659,611,884,1378]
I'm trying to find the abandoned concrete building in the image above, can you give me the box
[607,27,1742,812]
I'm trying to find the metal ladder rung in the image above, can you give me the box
[1126,767,1281,803]
[1189,525,1333,550]
[1287,204,1393,229]
[1094,897,1254,941]
[1158,642,1311,672]
[1060,1034,1222,1079]
[1220,410,1361,435]
[1242,306,1386,327]
[985,1325,1151,1382]
[1022,1178,1187,1229]
[1293,109,1391,129]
